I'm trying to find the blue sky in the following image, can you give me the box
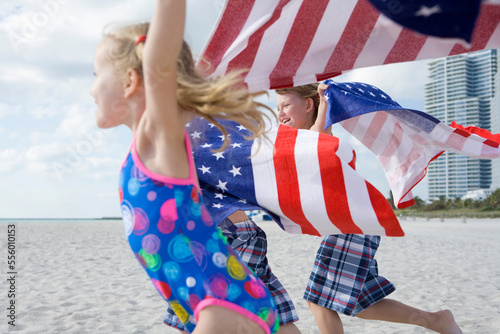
[0,0,429,218]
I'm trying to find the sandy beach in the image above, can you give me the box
[1,218,499,333]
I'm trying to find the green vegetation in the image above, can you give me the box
[388,189,500,219]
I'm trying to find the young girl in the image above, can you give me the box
[163,211,301,334]
[89,1,278,333]
[276,83,463,334]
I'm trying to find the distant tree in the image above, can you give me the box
[471,199,481,209]
[450,196,463,209]
[413,196,425,209]
[387,191,396,210]
[463,198,474,209]
[425,196,446,211]
[487,189,500,209]
[446,198,455,209]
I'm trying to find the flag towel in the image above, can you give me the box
[188,117,404,237]
[323,79,500,209]
[199,0,500,92]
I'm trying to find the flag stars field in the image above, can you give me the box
[190,131,202,139]
[198,165,210,174]
[415,5,442,17]
[212,152,224,160]
[216,180,228,192]
[229,166,242,177]
[218,134,229,141]
[214,193,225,200]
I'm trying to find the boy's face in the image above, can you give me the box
[276,91,313,130]
[90,41,129,129]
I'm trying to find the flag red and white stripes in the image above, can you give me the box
[189,116,404,237]
[251,125,403,236]
[199,0,500,92]
[343,113,500,208]
[322,80,500,209]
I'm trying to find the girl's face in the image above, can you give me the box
[276,92,314,130]
[90,42,130,129]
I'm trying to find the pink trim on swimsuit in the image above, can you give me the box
[130,131,201,192]
[194,298,271,334]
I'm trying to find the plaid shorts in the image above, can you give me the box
[303,234,395,316]
[164,219,298,331]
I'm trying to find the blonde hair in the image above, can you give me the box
[275,83,320,122]
[101,22,273,149]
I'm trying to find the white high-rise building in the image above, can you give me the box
[425,49,499,201]
[490,59,500,191]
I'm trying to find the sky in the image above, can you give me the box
[0,0,430,219]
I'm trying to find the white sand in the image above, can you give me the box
[1,218,499,333]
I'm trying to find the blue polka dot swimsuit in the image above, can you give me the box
[118,132,279,333]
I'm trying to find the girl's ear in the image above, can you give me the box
[124,68,141,98]
[305,97,314,114]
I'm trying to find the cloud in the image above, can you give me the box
[29,131,52,144]
[0,0,221,110]
[0,0,74,55]
[0,1,224,218]
[0,103,120,182]
[55,104,97,138]
[31,105,58,119]
[0,1,432,218]
[21,138,120,182]
[0,148,23,173]
[25,141,66,162]
[0,62,92,107]
[0,102,21,118]
[79,156,122,180]
[1,64,46,83]
[185,0,221,53]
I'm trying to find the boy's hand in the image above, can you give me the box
[318,83,329,102]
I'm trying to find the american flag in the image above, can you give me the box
[367,0,482,42]
[198,0,500,92]
[187,117,404,237]
[323,79,500,209]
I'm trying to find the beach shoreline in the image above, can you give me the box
[1,218,498,333]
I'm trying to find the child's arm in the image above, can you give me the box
[136,0,190,179]
[309,83,332,135]
[142,0,185,132]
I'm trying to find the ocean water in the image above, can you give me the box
[0,211,270,224]
[0,218,122,224]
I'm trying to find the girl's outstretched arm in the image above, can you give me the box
[144,0,185,74]
[136,0,190,179]
[142,0,185,128]
[310,83,332,134]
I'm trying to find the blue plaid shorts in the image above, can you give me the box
[303,234,395,316]
[164,219,298,331]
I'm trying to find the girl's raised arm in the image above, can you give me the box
[136,0,189,179]
[141,0,185,136]
[310,83,332,134]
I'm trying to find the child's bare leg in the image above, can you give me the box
[194,305,266,334]
[277,323,301,334]
[179,321,292,334]
[307,301,344,334]
[355,299,462,334]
